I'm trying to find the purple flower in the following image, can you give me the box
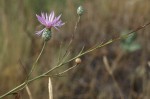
[36,11,65,36]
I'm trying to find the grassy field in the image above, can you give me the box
[0,0,150,99]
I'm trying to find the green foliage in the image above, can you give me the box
[121,31,141,52]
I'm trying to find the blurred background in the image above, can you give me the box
[0,0,150,99]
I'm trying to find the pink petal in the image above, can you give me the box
[50,11,55,22]
[35,28,45,36]
[54,20,65,27]
[54,26,59,31]
[36,14,46,26]
[41,12,45,19]
[52,14,62,24]
[46,13,48,22]
[49,11,53,21]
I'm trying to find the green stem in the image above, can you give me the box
[0,42,46,99]
[0,39,111,99]
[0,82,26,98]
[27,41,46,79]
[0,22,150,99]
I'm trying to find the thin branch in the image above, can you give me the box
[18,59,28,79]
[57,41,63,65]
[0,22,150,99]
[54,64,78,76]
[25,85,33,99]
[27,22,150,83]
[103,56,124,99]
[27,41,46,80]
[58,16,81,64]
[48,77,53,99]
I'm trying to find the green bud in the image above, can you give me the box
[77,6,84,16]
[42,28,52,42]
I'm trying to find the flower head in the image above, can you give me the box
[36,11,65,36]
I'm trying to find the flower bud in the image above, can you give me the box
[75,58,82,64]
[77,6,84,16]
[42,28,52,41]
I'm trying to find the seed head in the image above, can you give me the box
[75,58,82,64]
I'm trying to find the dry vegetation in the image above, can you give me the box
[0,0,150,99]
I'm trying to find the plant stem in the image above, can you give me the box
[0,22,150,99]
[27,41,46,80]
[0,42,46,99]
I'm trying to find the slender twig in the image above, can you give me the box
[25,85,33,99]
[18,42,47,96]
[48,77,53,99]
[0,82,26,98]
[18,59,28,79]
[72,16,81,39]
[60,51,71,65]
[54,64,78,76]
[0,22,150,99]
[57,41,63,65]
[27,41,46,80]
[43,74,66,78]
[33,64,79,78]
[103,56,124,99]
[28,22,150,80]
[58,16,81,64]
[78,45,85,55]
[0,42,47,99]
